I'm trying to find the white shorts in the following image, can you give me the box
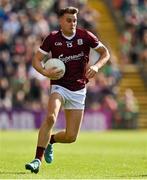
[50,85,86,109]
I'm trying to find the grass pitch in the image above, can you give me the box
[0,130,147,179]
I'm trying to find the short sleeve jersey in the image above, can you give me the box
[39,28,99,91]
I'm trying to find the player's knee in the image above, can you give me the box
[46,114,56,126]
[65,134,77,143]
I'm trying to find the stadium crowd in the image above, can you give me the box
[0,0,142,128]
[111,0,147,127]
[112,0,147,65]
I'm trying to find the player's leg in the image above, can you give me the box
[37,92,63,148]
[25,92,63,173]
[44,109,84,164]
[44,85,86,164]
[53,109,84,143]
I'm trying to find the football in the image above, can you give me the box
[44,58,65,80]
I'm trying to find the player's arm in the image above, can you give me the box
[86,42,110,79]
[32,50,63,79]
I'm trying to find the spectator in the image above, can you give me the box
[139,30,147,65]
[114,88,139,129]
[0,77,12,109]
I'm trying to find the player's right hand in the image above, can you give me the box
[43,67,64,80]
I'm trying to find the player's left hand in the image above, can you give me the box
[86,65,99,79]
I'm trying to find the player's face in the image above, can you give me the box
[59,13,77,36]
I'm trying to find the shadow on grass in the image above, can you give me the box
[104,174,147,178]
[0,171,27,175]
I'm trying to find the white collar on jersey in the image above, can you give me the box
[61,30,76,40]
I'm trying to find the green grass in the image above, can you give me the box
[0,130,147,179]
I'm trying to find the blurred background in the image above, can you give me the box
[0,0,147,130]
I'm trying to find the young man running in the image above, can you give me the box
[25,6,110,173]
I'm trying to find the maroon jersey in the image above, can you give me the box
[39,28,99,91]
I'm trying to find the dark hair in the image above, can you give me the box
[58,6,79,17]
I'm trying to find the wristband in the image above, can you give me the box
[90,65,99,73]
